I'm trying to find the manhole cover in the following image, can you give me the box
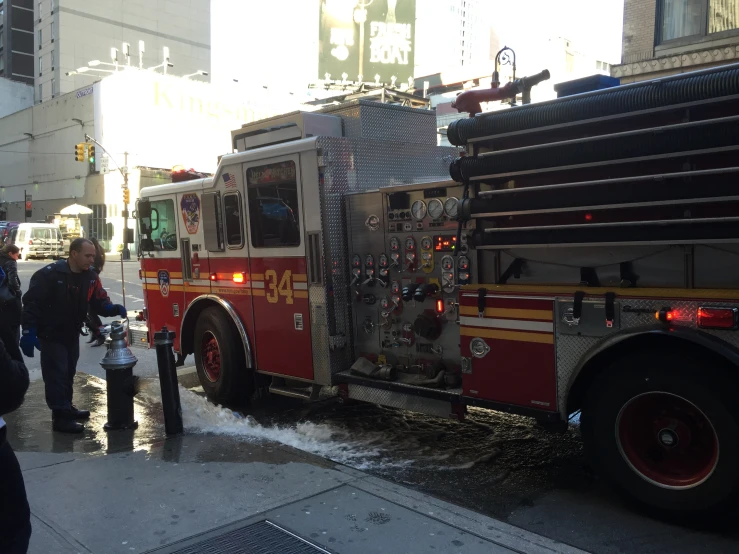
[155,520,331,554]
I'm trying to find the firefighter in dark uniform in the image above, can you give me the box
[20,238,126,433]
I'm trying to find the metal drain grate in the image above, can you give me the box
[165,520,331,554]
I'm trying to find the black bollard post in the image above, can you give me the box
[154,327,183,435]
[100,321,139,431]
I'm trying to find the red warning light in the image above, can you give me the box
[585,213,593,222]
[656,308,674,323]
[209,273,218,281]
[697,307,738,329]
[436,299,445,314]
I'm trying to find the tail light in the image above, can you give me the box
[697,307,738,330]
[655,307,674,323]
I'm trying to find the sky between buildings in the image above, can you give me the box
[210,0,625,92]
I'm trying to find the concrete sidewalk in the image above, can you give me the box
[7,374,588,554]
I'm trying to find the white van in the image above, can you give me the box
[9,223,65,261]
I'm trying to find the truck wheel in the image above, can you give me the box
[193,307,252,406]
[581,351,739,519]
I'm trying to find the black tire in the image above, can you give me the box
[581,350,739,520]
[193,306,252,406]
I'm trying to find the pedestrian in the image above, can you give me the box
[20,238,127,434]
[0,244,22,347]
[0,334,32,553]
[86,238,107,347]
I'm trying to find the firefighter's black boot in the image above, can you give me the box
[70,405,91,420]
[52,411,85,434]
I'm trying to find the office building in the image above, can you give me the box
[35,0,211,102]
[612,0,739,82]
[0,0,35,85]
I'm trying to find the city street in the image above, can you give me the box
[11,257,739,554]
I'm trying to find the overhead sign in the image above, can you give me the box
[319,0,416,86]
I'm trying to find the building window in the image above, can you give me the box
[87,204,113,249]
[38,27,42,46]
[660,0,739,42]
[38,82,42,101]
[38,0,43,18]
[50,77,54,96]
[38,54,43,74]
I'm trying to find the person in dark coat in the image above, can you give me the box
[0,334,32,553]
[86,238,107,347]
[21,238,126,433]
[0,244,22,348]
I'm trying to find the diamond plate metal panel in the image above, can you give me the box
[555,296,739,417]
[347,384,455,418]
[315,136,456,383]
[320,100,438,144]
[162,520,329,554]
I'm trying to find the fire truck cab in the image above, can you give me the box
[136,66,739,519]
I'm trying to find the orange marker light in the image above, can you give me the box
[232,272,245,284]
[209,273,218,281]
[436,299,445,314]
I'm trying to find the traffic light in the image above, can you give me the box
[123,188,130,204]
[88,144,96,164]
[74,143,86,162]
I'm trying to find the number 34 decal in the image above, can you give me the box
[265,269,294,304]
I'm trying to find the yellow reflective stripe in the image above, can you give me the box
[293,274,308,282]
[461,326,554,345]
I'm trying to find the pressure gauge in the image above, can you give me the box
[405,236,416,250]
[352,254,362,268]
[391,281,401,294]
[421,236,432,250]
[427,198,444,219]
[457,255,470,270]
[411,200,427,221]
[444,197,459,219]
[378,253,389,268]
[422,251,432,261]
[441,257,454,270]
[365,254,375,267]
[406,252,416,263]
[390,252,401,266]
[390,237,400,251]
[380,296,390,310]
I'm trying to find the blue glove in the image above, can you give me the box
[101,304,127,318]
[20,328,41,358]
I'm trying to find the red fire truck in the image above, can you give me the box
[134,64,739,518]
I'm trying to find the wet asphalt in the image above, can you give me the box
[11,259,739,554]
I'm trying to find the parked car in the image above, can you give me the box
[0,221,20,245]
[8,223,65,261]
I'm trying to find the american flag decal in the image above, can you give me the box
[222,173,237,188]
